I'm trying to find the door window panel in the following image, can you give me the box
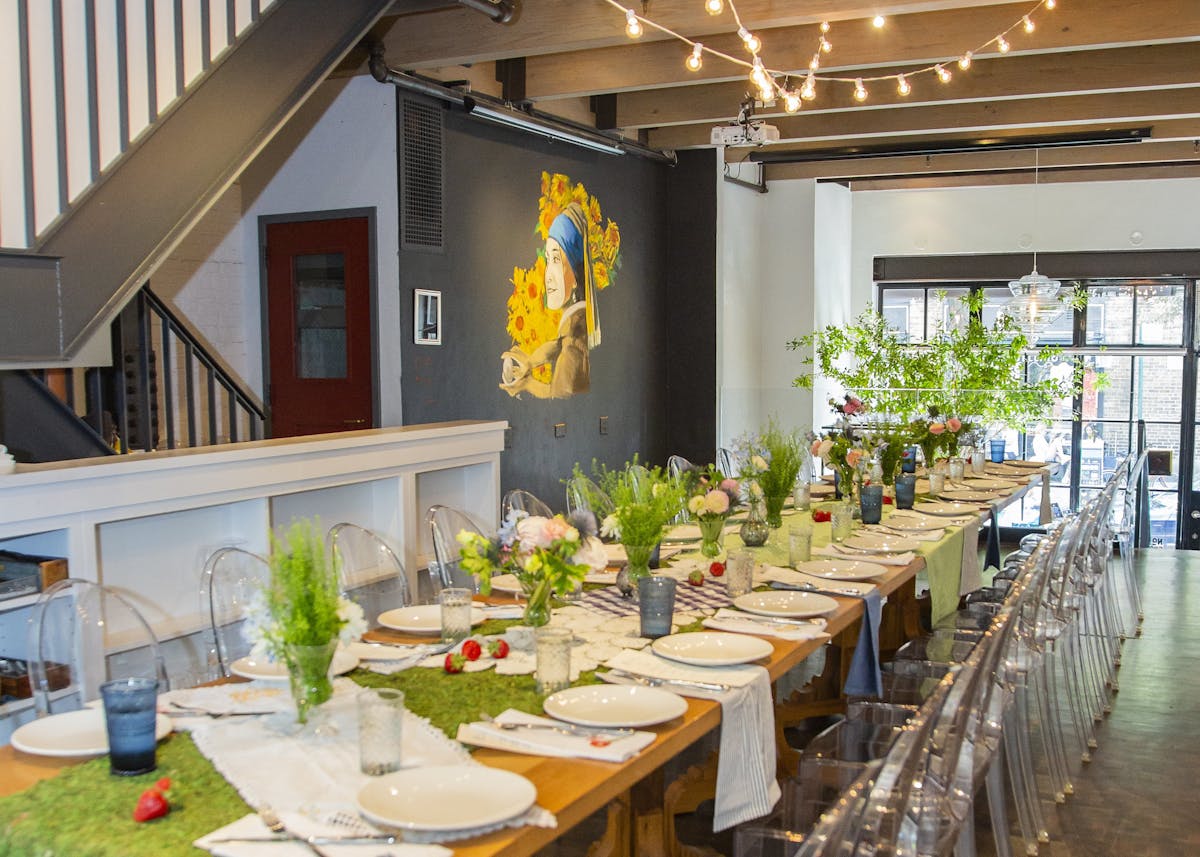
[880,288,925,341]
[927,288,969,338]
[1085,286,1134,345]
[1132,356,1184,422]
[1136,284,1184,345]
[294,253,347,379]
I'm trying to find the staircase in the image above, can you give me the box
[0,0,396,366]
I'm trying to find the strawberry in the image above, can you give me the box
[812,510,831,523]
[155,777,172,792]
[444,653,466,673]
[883,495,894,505]
[488,639,510,659]
[687,569,705,586]
[132,787,169,822]
[461,639,482,661]
[709,561,725,577]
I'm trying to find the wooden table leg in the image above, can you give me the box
[588,792,632,857]
[631,769,670,857]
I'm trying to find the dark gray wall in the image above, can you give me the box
[398,99,693,506]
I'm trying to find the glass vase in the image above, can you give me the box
[616,543,656,600]
[739,501,769,547]
[521,577,553,627]
[763,493,788,529]
[284,639,337,725]
[697,517,726,558]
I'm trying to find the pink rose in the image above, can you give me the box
[929,422,945,435]
[846,449,864,467]
[844,397,864,415]
[543,515,571,542]
[946,417,962,432]
[719,478,740,496]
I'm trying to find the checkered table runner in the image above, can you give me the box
[580,582,734,617]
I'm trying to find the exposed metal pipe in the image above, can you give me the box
[368,45,465,106]
[455,0,516,24]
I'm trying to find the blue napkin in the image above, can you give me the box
[984,504,1001,572]
[842,589,883,697]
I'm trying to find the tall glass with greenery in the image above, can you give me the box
[738,419,806,528]
[593,459,687,598]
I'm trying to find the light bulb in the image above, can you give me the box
[997,35,1010,53]
[809,55,821,71]
[625,10,642,38]
[1045,0,1055,9]
[705,0,724,14]
[897,74,911,95]
[820,36,832,53]
[686,43,703,71]
[750,58,771,91]
[872,14,886,28]
[958,51,972,70]
[936,64,952,83]
[820,20,830,33]
[1023,15,1035,32]
[854,78,868,101]
[801,71,816,100]
[783,89,801,113]
[738,27,761,53]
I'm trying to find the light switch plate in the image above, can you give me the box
[554,422,567,439]
[599,416,609,435]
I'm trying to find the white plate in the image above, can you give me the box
[651,632,774,666]
[795,559,889,581]
[938,489,999,503]
[1005,459,1048,469]
[544,684,688,728]
[913,501,984,517]
[963,477,1020,490]
[808,483,836,496]
[11,707,173,757]
[881,512,947,532]
[229,649,360,681]
[843,532,921,553]
[377,604,487,634]
[733,590,840,618]
[489,573,524,594]
[357,766,536,832]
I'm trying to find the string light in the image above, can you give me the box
[809,55,821,71]
[783,88,801,113]
[704,0,723,14]
[958,51,973,70]
[686,42,704,71]
[897,74,911,96]
[819,36,832,53]
[1023,15,1036,32]
[801,71,816,100]
[872,15,886,28]
[936,64,952,83]
[820,21,830,33]
[853,78,868,101]
[738,26,761,53]
[996,35,1010,53]
[625,9,642,38]
[1045,0,1055,8]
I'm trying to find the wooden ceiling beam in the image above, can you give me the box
[647,87,1200,149]
[523,0,1200,101]
[847,162,1200,189]
[617,41,1200,129]
[379,0,1019,69]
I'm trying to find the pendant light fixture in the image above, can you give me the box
[1000,148,1066,344]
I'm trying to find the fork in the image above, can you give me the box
[604,669,730,694]
[259,806,331,857]
[479,711,634,740]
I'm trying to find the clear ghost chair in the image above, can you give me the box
[565,474,615,521]
[1110,450,1146,635]
[666,455,696,479]
[327,523,411,626]
[501,489,555,520]
[716,447,741,478]
[28,579,167,716]
[426,505,494,592]
[199,546,270,679]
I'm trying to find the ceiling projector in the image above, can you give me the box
[710,122,780,146]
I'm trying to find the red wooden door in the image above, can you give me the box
[265,216,373,437]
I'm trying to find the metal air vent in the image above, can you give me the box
[400,98,444,251]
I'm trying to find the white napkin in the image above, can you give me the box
[703,608,829,642]
[480,604,524,619]
[813,545,915,566]
[456,709,655,762]
[161,682,291,721]
[600,650,780,830]
[195,811,450,857]
[759,566,879,597]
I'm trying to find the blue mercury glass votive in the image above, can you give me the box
[860,484,884,525]
[894,474,917,510]
[990,439,1007,463]
[901,447,918,474]
[100,677,159,776]
[638,576,677,638]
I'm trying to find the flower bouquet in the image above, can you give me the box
[457,510,606,626]
[594,459,687,598]
[244,519,364,724]
[811,434,864,502]
[686,468,740,558]
[736,419,806,528]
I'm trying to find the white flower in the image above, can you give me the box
[571,536,608,573]
[751,454,768,471]
[748,480,764,499]
[337,597,367,644]
[687,495,706,515]
[600,514,621,540]
[516,515,554,549]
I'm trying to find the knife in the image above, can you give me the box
[208,834,399,846]
[604,669,730,693]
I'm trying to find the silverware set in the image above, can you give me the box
[604,668,730,694]
[479,711,634,740]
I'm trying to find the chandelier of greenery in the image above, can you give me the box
[788,290,1085,429]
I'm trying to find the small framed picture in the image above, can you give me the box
[414,289,441,345]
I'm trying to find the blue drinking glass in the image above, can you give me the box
[989,438,1006,463]
[638,576,677,639]
[894,474,917,510]
[100,677,159,776]
[900,446,918,474]
[860,484,884,525]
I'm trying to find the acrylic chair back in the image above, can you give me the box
[199,546,270,679]
[501,489,555,520]
[327,523,411,626]
[426,504,494,593]
[565,474,615,521]
[27,578,166,716]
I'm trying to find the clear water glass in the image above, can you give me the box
[788,524,813,566]
[358,688,405,775]
[928,471,946,497]
[726,551,754,598]
[948,458,966,482]
[535,627,572,694]
[793,482,811,512]
[439,587,473,643]
[638,576,677,638]
[100,677,159,776]
[830,503,854,542]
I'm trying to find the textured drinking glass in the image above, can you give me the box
[928,471,946,497]
[948,458,966,482]
[638,576,677,638]
[895,474,917,510]
[788,525,813,567]
[830,503,854,543]
[100,677,158,776]
[990,439,1006,463]
[901,446,918,474]
[535,627,572,694]
[439,587,472,643]
[726,551,754,598]
[971,449,987,473]
[792,482,811,512]
[860,484,883,525]
[358,688,405,775]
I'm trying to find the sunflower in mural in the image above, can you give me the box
[499,172,621,399]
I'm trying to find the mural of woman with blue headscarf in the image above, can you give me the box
[500,201,601,398]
